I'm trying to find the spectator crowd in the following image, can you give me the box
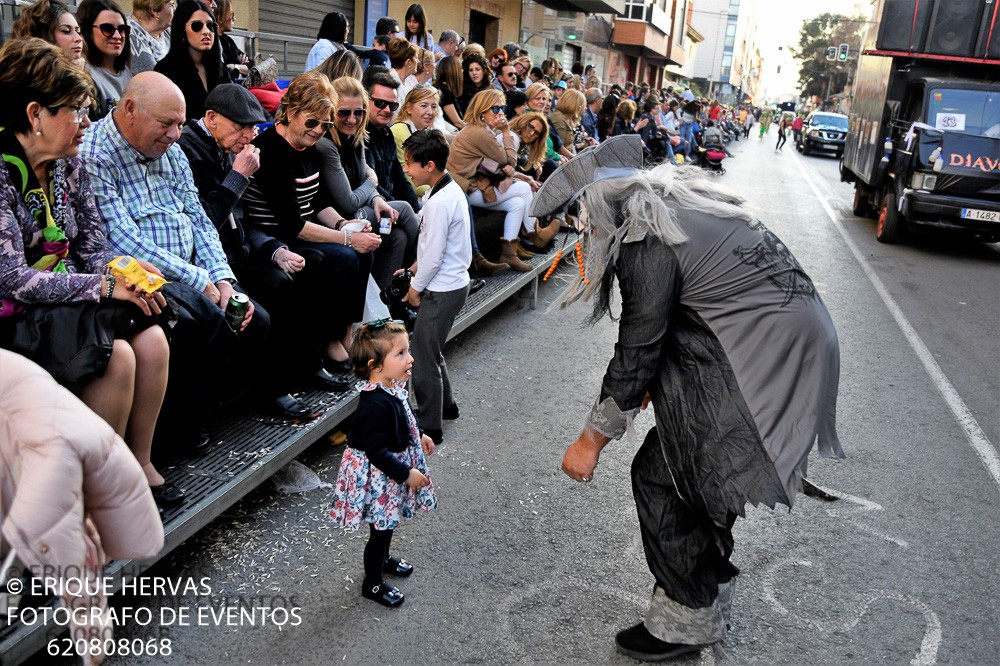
[0,0,764,617]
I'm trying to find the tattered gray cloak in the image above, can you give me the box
[534,138,844,644]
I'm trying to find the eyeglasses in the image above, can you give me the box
[188,20,218,32]
[95,23,129,38]
[488,105,504,115]
[505,72,517,78]
[370,98,400,112]
[303,118,335,130]
[51,104,90,124]
[336,108,365,118]
[524,125,542,136]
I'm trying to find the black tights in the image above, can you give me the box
[363,525,393,586]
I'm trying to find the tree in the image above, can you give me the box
[791,13,866,100]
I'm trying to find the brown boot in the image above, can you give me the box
[514,238,536,260]
[526,218,560,250]
[500,239,533,271]
[472,251,508,276]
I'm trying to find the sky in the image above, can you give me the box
[754,0,872,101]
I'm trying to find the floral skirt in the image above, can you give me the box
[327,445,437,531]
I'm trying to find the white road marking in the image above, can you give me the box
[790,150,1000,494]
[761,558,941,664]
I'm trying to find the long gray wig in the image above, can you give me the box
[550,164,754,322]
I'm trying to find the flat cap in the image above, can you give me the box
[205,83,268,125]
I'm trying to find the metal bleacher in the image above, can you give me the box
[0,242,564,665]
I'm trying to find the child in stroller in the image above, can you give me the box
[694,121,731,174]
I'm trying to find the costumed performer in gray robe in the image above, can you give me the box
[531,138,845,661]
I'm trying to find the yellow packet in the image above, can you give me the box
[105,256,169,294]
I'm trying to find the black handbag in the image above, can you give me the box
[1,299,176,389]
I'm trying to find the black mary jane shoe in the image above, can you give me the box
[361,582,404,608]
[468,278,486,295]
[270,394,317,421]
[383,556,414,577]
[149,482,185,508]
[614,623,705,662]
[313,367,352,393]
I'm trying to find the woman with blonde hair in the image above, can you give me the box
[315,48,363,81]
[447,89,556,269]
[317,75,420,290]
[524,82,573,163]
[388,38,419,118]
[508,112,547,189]
[434,55,465,128]
[216,0,249,79]
[243,71,377,366]
[550,88,588,156]
[11,0,86,67]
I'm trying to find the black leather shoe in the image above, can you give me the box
[361,582,404,607]
[614,623,705,661]
[383,556,413,577]
[468,278,486,295]
[270,394,317,421]
[313,368,352,393]
[149,482,185,508]
[442,403,460,421]
[425,428,443,444]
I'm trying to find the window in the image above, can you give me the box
[624,0,648,20]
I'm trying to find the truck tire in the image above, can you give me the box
[877,192,905,243]
[853,186,871,218]
[801,140,811,156]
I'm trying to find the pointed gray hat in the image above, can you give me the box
[527,135,644,218]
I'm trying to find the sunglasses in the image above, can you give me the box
[370,98,400,112]
[303,118,335,130]
[336,108,365,118]
[365,318,404,329]
[188,20,218,32]
[488,105,504,115]
[95,23,129,38]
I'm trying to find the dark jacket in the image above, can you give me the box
[365,122,420,211]
[316,134,377,219]
[176,120,283,266]
[348,387,414,483]
[154,53,232,122]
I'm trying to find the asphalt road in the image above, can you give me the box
[77,129,999,665]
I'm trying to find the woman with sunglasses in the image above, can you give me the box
[243,72,376,368]
[447,89,557,271]
[11,0,86,68]
[434,55,465,130]
[0,38,177,510]
[524,82,572,165]
[77,0,133,119]
[154,0,230,122]
[509,112,551,188]
[128,0,173,73]
[316,76,420,291]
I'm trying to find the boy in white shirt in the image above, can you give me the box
[401,129,472,444]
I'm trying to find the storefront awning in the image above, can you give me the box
[530,0,626,17]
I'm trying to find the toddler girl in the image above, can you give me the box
[328,319,437,607]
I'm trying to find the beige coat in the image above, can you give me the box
[446,124,517,195]
[0,350,163,652]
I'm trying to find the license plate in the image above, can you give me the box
[961,208,1000,222]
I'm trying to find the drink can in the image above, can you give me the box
[379,215,392,235]
[224,293,249,333]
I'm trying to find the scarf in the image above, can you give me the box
[0,129,71,317]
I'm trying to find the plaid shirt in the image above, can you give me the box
[81,114,234,289]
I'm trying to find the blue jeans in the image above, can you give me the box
[679,121,697,155]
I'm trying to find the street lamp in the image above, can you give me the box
[709,9,726,98]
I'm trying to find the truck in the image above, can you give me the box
[840,0,1000,244]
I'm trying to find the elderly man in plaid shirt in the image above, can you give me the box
[82,72,270,455]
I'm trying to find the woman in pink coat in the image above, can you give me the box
[0,349,164,663]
